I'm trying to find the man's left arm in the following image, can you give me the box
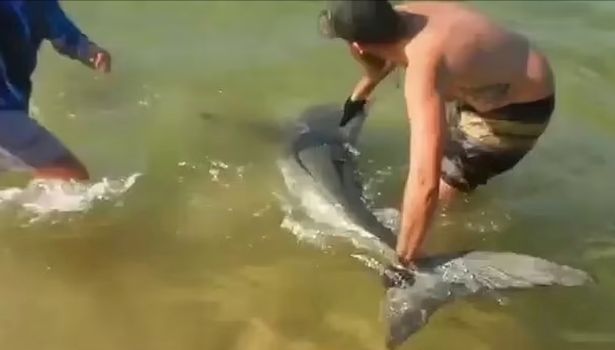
[340,46,396,127]
[41,0,110,72]
[396,52,445,265]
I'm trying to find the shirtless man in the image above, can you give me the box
[319,0,555,265]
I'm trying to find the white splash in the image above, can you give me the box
[0,173,141,218]
[362,166,394,206]
[277,161,394,260]
[373,207,401,232]
[203,158,248,185]
[351,253,389,274]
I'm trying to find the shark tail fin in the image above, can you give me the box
[382,251,593,349]
[440,251,594,290]
[339,110,367,146]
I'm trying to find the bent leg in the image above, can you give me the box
[0,109,90,181]
[34,153,90,181]
[439,178,459,206]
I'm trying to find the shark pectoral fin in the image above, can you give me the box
[339,112,367,145]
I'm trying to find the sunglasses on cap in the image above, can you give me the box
[318,9,336,39]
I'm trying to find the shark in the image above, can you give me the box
[277,104,593,349]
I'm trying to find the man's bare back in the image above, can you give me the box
[397,1,554,112]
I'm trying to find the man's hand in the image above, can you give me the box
[86,43,111,73]
[382,264,416,289]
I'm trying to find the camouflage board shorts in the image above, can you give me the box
[441,95,555,192]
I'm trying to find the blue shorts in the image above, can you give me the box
[0,108,73,172]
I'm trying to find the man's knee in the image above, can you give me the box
[34,154,90,181]
[439,178,460,206]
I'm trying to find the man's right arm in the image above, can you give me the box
[40,0,111,72]
[349,57,396,101]
[348,41,397,99]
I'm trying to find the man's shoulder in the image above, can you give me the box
[403,24,447,65]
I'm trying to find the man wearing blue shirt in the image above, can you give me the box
[0,0,111,181]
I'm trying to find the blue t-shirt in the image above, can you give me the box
[0,0,90,111]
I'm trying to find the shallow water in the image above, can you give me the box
[0,1,614,349]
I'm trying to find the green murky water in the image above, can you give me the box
[0,1,614,349]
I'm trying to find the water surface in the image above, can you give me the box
[0,1,613,349]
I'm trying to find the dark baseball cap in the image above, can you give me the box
[318,0,402,43]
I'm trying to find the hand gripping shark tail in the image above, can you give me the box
[279,104,594,349]
[384,251,593,349]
